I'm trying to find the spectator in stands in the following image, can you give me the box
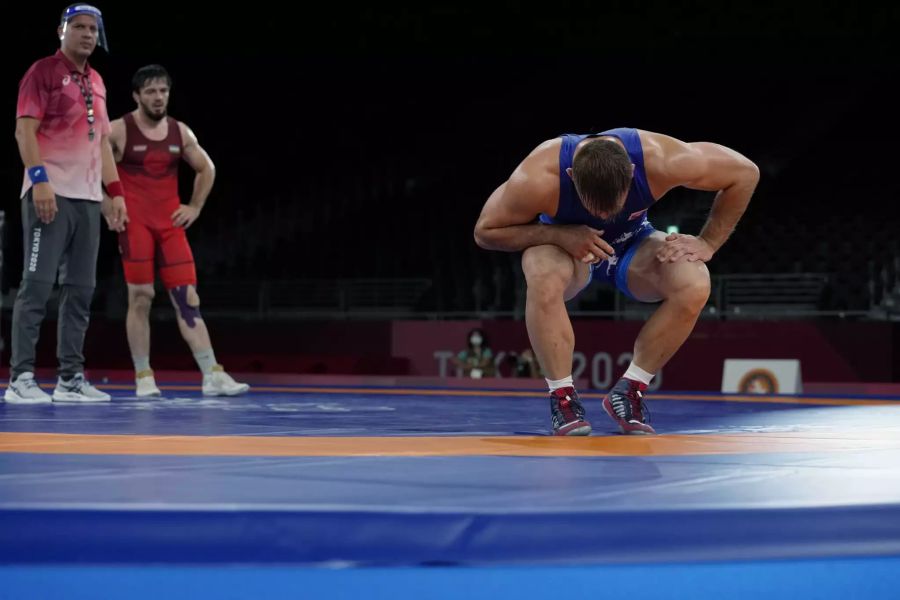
[452,328,495,378]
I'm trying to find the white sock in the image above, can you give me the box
[133,356,151,373]
[193,350,218,376]
[546,375,574,392]
[623,362,654,386]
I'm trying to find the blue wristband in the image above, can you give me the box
[28,166,49,184]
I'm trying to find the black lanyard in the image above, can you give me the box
[72,72,95,141]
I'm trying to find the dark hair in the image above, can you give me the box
[132,64,173,93]
[570,139,633,216]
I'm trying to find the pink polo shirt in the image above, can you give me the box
[16,50,111,201]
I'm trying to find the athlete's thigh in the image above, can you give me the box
[625,231,710,302]
[158,226,197,289]
[521,244,591,302]
[118,219,156,285]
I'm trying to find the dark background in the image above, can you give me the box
[3,1,899,312]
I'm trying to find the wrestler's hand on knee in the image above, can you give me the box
[656,233,714,263]
[559,225,615,264]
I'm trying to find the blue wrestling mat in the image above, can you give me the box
[2,383,900,598]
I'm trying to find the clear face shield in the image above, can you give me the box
[60,4,108,52]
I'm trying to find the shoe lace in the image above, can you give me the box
[552,389,583,426]
[21,377,40,390]
[611,383,652,424]
[636,397,651,424]
[65,376,90,394]
[627,387,652,424]
[610,391,632,420]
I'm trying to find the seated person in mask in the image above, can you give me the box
[452,328,495,378]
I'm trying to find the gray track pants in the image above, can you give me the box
[10,189,100,379]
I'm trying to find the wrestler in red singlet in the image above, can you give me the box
[117,111,196,289]
[110,64,248,398]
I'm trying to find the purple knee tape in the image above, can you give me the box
[171,285,201,328]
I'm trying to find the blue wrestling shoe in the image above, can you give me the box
[550,386,592,436]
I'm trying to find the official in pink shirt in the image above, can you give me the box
[5,4,127,404]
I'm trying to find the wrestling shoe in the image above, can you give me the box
[550,386,592,436]
[202,366,250,396]
[135,369,162,398]
[602,377,655,434]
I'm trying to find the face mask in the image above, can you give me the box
[470,335,483,346]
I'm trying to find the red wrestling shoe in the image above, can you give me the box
[550,386,592,436]
[602,378,656,434]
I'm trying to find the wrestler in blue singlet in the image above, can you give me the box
[540,127,658,299]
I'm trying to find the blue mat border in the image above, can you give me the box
[4,504,900,566]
